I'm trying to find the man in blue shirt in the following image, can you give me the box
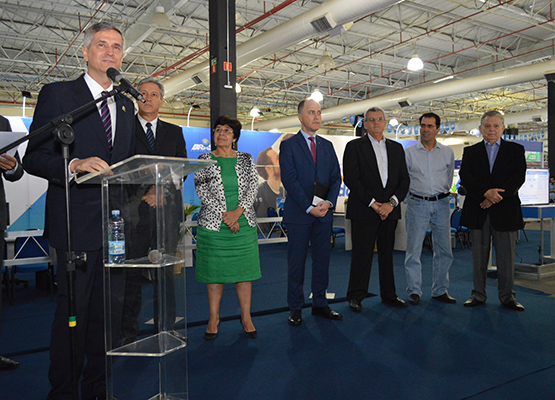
[404,112,456,306]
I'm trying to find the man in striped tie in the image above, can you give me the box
[120,77,187,345]
[24,21,135,400]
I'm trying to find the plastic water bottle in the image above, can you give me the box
[108,210,126,264]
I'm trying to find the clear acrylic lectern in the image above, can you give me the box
[77,155,215,400]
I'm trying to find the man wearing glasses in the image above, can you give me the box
[343,107,409,312]
[404,112,456,306]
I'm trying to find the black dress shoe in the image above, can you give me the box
[432,293,457,304]
[503,300,525,312]
[312,306,343,320]
[0,355,19,370]
[349,299,363,312]
[240,317,257,339]
[463,298,485,307]
[204,319,220,340]
[288,310,302,326]
[381,297,408,308]
[408,293,420,305]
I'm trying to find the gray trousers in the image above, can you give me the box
[469,215,517,304]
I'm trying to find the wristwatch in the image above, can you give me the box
[389,198,397,207]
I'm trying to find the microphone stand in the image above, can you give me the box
[0,87,124,400]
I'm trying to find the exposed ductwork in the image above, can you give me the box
[163,0,404,97]
[255,59,555,131]
[453,109,548,132]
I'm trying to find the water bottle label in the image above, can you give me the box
[108,240,125,255]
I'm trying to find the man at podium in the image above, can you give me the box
[24,22,135,400]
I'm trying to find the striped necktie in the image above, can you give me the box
[145,122,156,151]
[100,91,112,153]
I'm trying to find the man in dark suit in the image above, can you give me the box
[343,107,410,312]
[0,116,24,371]
[121,77,187,344]
[460,110,526,311]
[23,22,135,400]
[279,99,342,326]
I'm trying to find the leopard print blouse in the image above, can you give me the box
[194,151,258,231]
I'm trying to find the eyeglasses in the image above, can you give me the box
[214,127,234,135]
[366,117,386,122]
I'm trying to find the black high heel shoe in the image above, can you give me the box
[204,319,220,340]
[240,317,257,339]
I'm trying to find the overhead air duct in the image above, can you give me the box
[255,59,555,131]
[163,0,404,96]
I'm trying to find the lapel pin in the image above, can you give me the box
[122,106,126,112]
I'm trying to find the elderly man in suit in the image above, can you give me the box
[279,99,342,326]
[24,22,135,400]
[0,115,24,371]
[343,107,410,312]
[460,110,526,311]
[121,77,187,345]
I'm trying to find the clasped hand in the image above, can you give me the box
[309,201,330,218]
[142,185,166,208]
[481,188,505,209]
[223,208,243,233]
[372,202,393,220]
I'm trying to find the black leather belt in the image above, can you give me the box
[410,192,449,201]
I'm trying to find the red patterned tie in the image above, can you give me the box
[309,136,317,164]
[100,91,112,154]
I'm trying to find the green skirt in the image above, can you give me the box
[195,216,261,283]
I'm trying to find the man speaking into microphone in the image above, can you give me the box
[24,21,135,400]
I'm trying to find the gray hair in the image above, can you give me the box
[481,110,505,126]
[365,107,385,120]
[83,22,124,48]
[137,77,165,98]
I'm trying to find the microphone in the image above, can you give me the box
[106,68,146,103]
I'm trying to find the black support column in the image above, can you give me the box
[547,75,555,176]
[209,0,237,149]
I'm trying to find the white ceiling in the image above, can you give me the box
[0,0,553,134]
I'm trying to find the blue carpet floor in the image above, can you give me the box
[1,231,554,399]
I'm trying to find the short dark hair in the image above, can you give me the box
[214,115,242,141]
[298,98,318,114]
[419,112,440,127]
[83,22,123,48]
[256,147,273,179]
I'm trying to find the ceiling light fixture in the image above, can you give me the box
[318,50,335,70]
[309,88,324,102]
[235,83,242,93]
[407,54,424,71]
[151,6,172,28]
[250,106,261,131]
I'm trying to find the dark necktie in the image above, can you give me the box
[100,91,112,153]
[145,122,156,151]
[308,136,317,164]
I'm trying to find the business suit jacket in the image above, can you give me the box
[24,74,135,251]
[460,139,526,231]
[135,115,186,158]
[0,116,24,231]
[343,136,409,221]
[279,131,341,225]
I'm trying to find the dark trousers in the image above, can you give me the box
[347,218,398,302]
[48,249,124,400]
[286,220,332,310]
[469,215,517,304]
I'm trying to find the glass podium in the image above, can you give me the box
[77,155,214,400]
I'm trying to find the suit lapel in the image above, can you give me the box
[361,136,382,185]
[112,93,132,161]
[295,131,316,169]
[135,115,155,155]
[72,76,111,157]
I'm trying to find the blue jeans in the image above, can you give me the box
[404,196,453,297]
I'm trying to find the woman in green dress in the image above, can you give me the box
[194,115,261,340]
